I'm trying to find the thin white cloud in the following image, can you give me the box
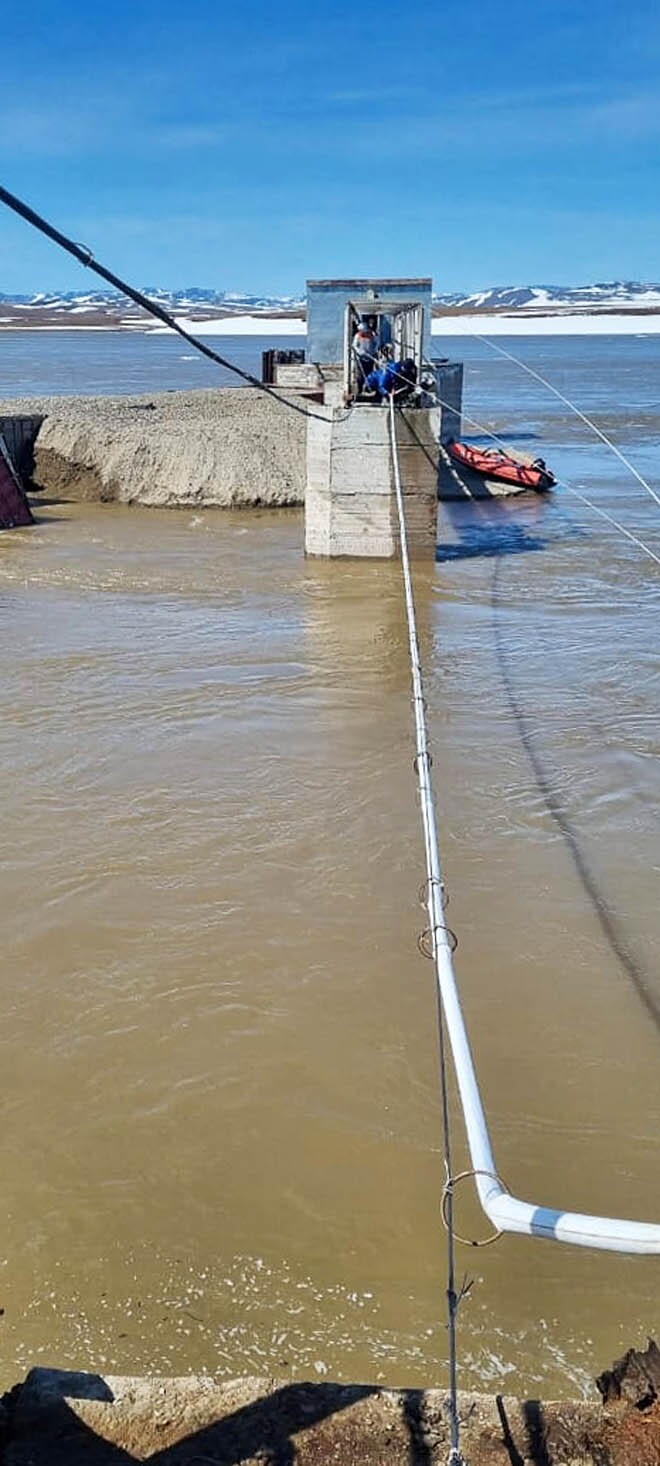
[2,75,657,174]
[0,96,241,158]
[147,122,235,149]
[304,86,660,163]
[0,104,97,156]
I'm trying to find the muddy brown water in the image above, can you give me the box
[1,455,659,1397]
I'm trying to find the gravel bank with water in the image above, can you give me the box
[0,387,306,507]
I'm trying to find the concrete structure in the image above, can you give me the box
[261,350,321,392]
[304,277,461,559]
[306,403,439,557]
[433,360,463,443]
[307,278,433,367]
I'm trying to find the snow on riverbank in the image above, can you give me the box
[151,314,307,336]
[5,311,660,337]
[434,313,660,336]
[149,312,660,338]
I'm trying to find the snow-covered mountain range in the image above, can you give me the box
[0,288,304,322]
[0,281,659,328]
[435,282,660,314]
[0,288,305,330]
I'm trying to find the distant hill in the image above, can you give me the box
[433,282,660,316]
[1,281,659,328]
[0,288,305,329]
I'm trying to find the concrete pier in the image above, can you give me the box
[305,404,439,558]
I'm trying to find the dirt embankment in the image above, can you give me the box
[0,388,307,508]
[3,1363,660,1465]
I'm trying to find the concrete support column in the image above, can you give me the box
[305,405,439,559]
[432,362,463,442]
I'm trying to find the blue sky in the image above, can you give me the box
[0,0,658,294]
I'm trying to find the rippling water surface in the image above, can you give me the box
[0,335,658,1396]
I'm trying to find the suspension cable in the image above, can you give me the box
[404,364,660,571]
[0,182,348,426]
[439,325,660,510]
[445,409,660,570]
[386,394,660,1258]
[387,396,467,1466]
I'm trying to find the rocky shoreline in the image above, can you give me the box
[2,1358,660,1464]
[0,388,307,509]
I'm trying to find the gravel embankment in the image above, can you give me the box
[0,388,306,507]
[4,1370,660,1464]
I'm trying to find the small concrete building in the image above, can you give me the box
[306,277,434,367]
[302,277,462,559]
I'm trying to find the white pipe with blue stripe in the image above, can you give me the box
[388,396,660,1257]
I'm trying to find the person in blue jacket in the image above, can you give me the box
[362,356,417,403]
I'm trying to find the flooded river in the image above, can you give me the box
[0,336,659,1397]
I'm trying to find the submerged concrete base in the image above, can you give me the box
[3,1370,660,1464]
[305,404,439,558]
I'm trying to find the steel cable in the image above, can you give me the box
[442,325,660,510]
[387,394,660,1263]
[387,396,467,1466]
[394,366,660,570]
[0,183,350,426]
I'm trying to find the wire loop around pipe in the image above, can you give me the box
[418,877,448,910]
[417,925,458,958]
[441,1170,505,1248]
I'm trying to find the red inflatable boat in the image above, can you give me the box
[447,440,555,491]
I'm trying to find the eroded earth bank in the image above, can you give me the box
[0,388,307,508]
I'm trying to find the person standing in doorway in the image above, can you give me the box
[352,317,379,393]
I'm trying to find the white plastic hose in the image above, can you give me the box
[388,396,660,1256]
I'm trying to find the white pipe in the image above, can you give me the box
[388,397,660,1257]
